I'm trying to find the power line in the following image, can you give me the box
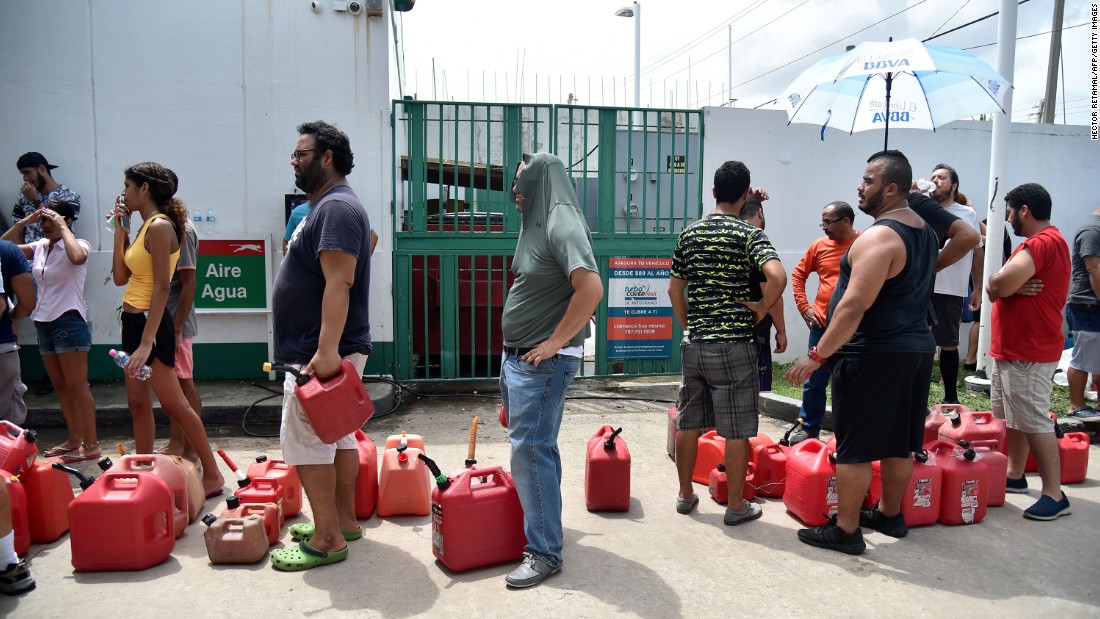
[601,0,776,102]
[962,22,1088,51]
[732,0,930,90]
[635,0,771,79]
[647,0,812,88]
[927,0,974,39]
[923,0,1031,42]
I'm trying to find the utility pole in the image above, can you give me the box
[1040,0,1065,123]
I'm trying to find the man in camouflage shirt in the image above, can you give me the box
[668,160,786,526]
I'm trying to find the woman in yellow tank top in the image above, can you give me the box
[109,162,225,497]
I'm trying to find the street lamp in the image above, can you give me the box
[615,2,640,123]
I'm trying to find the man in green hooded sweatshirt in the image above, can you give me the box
[500,153,603,588]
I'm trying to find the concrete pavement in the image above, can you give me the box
[3,377,1099,618]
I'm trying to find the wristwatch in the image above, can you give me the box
[807,346,828,364]
[30,198,41,207]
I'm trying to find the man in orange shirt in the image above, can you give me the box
[788,201,859,443]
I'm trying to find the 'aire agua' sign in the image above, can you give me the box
[195,239,268,310]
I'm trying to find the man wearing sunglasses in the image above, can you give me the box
[788,201,859,444]
[270,121,373,571]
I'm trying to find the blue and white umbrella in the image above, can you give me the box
[779,38,1012,148]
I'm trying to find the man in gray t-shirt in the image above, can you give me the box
[159,218,203,457]
[499,153,602,589]
[1064,208,1100,422]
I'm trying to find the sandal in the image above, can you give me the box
[290,522,363,542]
[270,540,348,571]
[43,444,80,458]
[61,443,102,464]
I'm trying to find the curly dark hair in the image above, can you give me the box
[297,120,355,176]
[1005,183,1052,221]
[125,162,187,242]
[713,160,750,205]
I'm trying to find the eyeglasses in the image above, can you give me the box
[290,149,316,161]
[820,217,844,229]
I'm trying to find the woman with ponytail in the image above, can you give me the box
[109,162,224,497]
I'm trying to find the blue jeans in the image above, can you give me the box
[799,325,830,429]
[35,310,92,355]
[500,352,580,567]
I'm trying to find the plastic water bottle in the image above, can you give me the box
[205,209,216,233]
[108,349,152,381]
[192,209,203,233]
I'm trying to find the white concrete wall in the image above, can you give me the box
[702,106,1099,362]
[0,0,392,350]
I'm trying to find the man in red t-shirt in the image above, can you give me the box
[987,183,1071,521]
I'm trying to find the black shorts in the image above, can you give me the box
[831,352,933,464]
[930,293,965,347]
[120,311,176,368]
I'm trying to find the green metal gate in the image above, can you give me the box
[391,100,704,381]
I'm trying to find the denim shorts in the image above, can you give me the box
[35,310,92,355]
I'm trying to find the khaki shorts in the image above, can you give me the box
[280,353,368,465]
[990,358,1058,434]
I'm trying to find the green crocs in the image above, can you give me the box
[270,540,349,571]
[289,522,363,542]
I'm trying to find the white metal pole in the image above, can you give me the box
[634,2,641,124]
[971,0,1018,385]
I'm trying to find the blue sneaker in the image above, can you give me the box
[1006,476,1029,494]
[1023,493,1071,521]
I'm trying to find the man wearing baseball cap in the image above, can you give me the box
[11,152,81,243]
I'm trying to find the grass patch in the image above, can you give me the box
[769,361,1073,417]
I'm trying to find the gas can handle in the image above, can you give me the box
[460,466,507,490]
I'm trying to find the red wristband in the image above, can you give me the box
[807,346,828,364]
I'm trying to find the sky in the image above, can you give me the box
[392,0,1096,126]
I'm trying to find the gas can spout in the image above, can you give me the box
[262,361,310,386]
[780,418,804,446]
[603,427,624,450]
[417,453,451,491]
[52,461,97,490]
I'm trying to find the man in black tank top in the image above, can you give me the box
[786,150,937,555]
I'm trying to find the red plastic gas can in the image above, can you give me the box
[692,431,725,484]
[783,439,838,526]
[431,466,526,572]
[247,456,302,517]
[666,407,717,462]
[925,403,972,445]
[970,443,1008,507]
[218,496,279,545]
[585,426,631,511]
[939,410,1007,454]
[751,443,789,498]
[68,472,175,571]
[234,477,285,524]
[927,440,989,525]
[295,358,374,444]
[867,451,943,528]
[378,435,430,517]
[0,421,37,475]
[240,503,281,545]
[709,462,757,504]
[114,454,189,538]
[202,515,269,564]
[175,457,205,523]
[353,430,379,518]
[20,457,74,543]
[1,470,29,556]
[1059,432,1091,484]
